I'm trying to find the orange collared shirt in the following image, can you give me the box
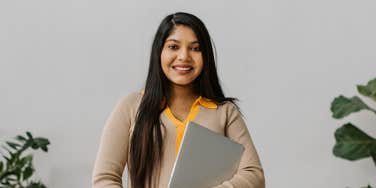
[163,96,218,156]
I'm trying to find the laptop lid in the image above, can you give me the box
[168,121,244,188]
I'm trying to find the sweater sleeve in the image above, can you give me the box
[92,94,136,188]
[212,103,265,188]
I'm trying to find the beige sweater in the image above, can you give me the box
[92,92,265,188]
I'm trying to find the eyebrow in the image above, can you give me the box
[165,39,199,44]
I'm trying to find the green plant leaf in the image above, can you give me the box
[26,180,46,188]
[0,161,3,173]
[24,155,33,164]
[3,156,11,163]
[333,123,376,160]
[3,147,16,163]
[23,166,34,180]
[16,135,27,142]
[357,77,376,101]
[19,156,31,169]
[6,141,21,150]
[31,138,50,152]
[31,143,39,149]
[331,95,370,119]
[14,167,22,180]
[34,138,50,147]
[26,132,33,140]
[41,145,48,152]
[361,185,374,188]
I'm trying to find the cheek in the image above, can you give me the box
[194,55,204,71]
[197,63,204,74]
[161,51,175,66]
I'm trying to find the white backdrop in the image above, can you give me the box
[0,0,375,187]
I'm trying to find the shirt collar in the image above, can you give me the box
[197,96,218,109]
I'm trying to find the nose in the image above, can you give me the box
[177,48,191,62]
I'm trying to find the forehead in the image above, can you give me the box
[165,25,199,42]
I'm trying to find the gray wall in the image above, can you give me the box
[1,0,375,187]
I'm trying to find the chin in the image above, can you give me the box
[171,80,195,87]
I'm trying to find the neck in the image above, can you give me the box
[169,84,199,107]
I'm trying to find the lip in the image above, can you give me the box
[172,64,193,74]
[172,64,193,69]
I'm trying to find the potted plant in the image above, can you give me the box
[330,77,376,188]
[0,132,50,188]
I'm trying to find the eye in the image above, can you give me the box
[191,46,201,51]
[168,44,178,50]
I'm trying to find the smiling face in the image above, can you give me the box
[161,25,204,89]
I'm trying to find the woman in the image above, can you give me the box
[92,12,265,188]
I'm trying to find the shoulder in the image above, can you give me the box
[119,91,143,103]
[217,100,240,113]
[216,100,243,123]
[115,91,143,112]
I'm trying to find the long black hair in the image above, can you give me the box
[129,12,237,188]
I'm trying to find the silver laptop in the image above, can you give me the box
[168,121,244,188]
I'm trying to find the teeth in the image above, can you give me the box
[174,67,192,71]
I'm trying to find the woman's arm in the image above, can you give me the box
[92,94,136,188]
[213,103,265,188]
